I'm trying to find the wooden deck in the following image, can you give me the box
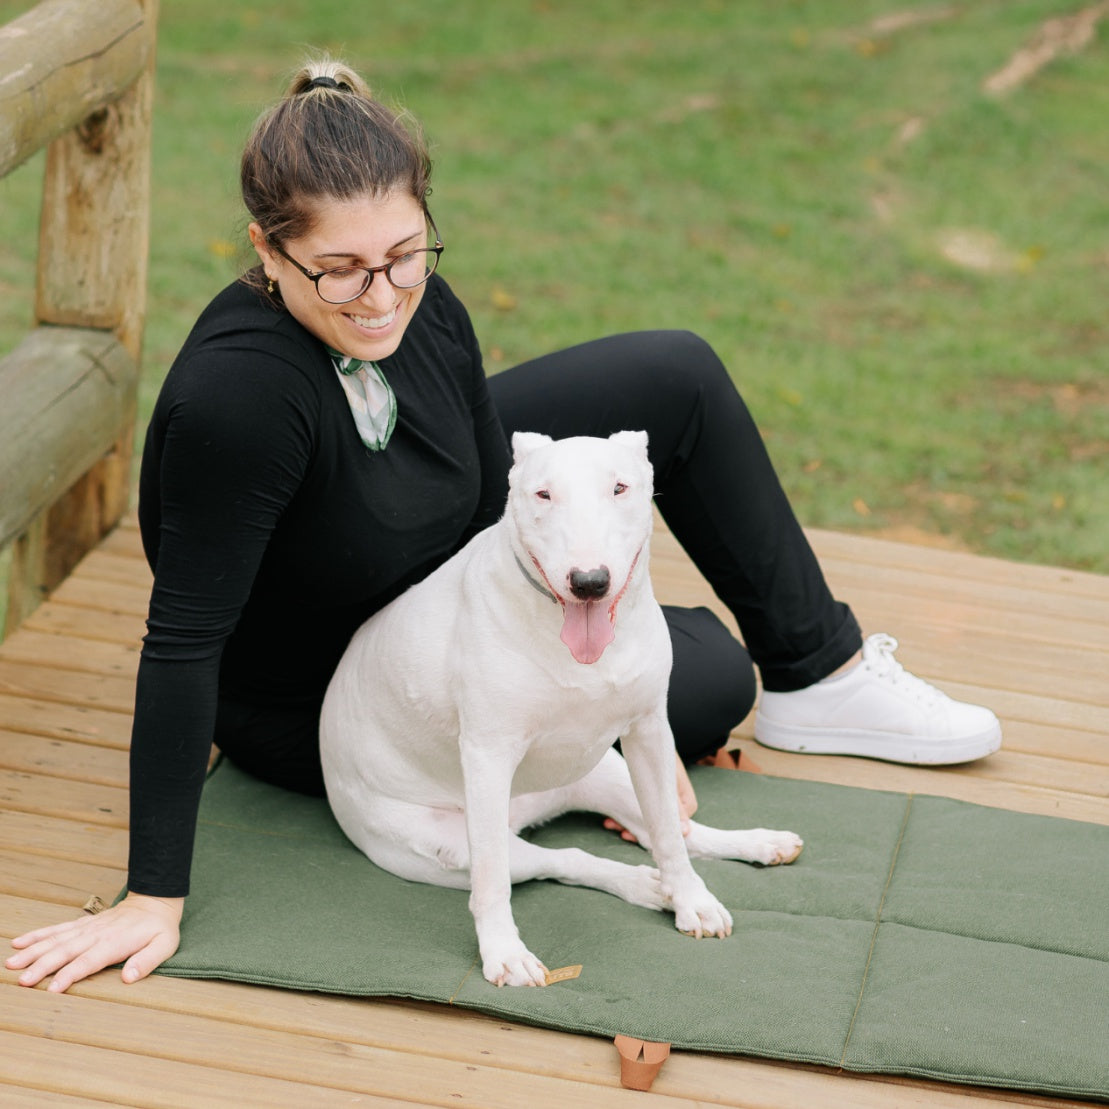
[1,518,1106,1107]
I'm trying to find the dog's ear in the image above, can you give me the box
[511,431,553,462]
[608,430,649,458]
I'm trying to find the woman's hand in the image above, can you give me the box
[6,892,183,993]
[603,753,699,842]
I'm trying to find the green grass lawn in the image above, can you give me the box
[1,0,1106,573]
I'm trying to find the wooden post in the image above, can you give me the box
[34,0,158,361]
[1,0,158,636]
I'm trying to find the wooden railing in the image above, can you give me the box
[0,0,157,638]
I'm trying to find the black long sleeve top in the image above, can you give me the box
[129,275,511,896]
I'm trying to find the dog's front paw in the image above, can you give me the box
[669,884,733,939]
[483,947,549,988]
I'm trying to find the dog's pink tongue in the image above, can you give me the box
[561,600,615,664]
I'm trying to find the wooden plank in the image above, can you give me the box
[653,524,1109,628]
[0,693,131,745]
[0,770,128,827]
[59,549,152,588]
[730,745,1109,825]
[967,717,1106,766]
[940,681,1107,737]
[820,634,1105,705]
[0,730,129,787]
[806,528,1109,598]
[0,659,136,714]
[936,747,1104,801]
[2,895,124,942]
[1,984,709,1109]
[19,603,146,646]
[0,629,141,679]
[0,1028,411,1109]
[0,849,123,907]
[0,809,127,869]
[0,1085,127,1108]
[654,553,1109,642]
[94,522,147,559]
[810,559,1109,643]
[44,576,151,618]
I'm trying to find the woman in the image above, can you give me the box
[8,59,1000,994]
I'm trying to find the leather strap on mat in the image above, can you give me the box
[614,1035,671,1091]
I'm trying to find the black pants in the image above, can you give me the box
[489,330,862,761]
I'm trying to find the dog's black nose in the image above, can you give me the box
[569,566,610,600]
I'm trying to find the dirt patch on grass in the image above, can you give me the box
[936,228,1029,273]
[1003,378,1109,419]
[984,2,1109,95]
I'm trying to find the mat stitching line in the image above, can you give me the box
[449,958,480,1004]
[839,791,914,1070]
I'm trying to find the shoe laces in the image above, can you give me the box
[861,633,946,707]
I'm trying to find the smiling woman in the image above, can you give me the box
[239,58,438,363]
[249,193,436,363]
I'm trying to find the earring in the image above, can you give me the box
[267,277,276,294]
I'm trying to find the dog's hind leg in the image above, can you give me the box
[683,821,804,866]
[567,748,803,866]
[506,834,666,912]
[340,791,664,911]
[332,796,475,890]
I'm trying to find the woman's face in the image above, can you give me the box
[250,191,429,362]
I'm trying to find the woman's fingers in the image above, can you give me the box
[602,817,640,843]
[8,916,87,952]
[122,927,183,985]
[43,936,123,994]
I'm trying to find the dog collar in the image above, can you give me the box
[514,552,559,604]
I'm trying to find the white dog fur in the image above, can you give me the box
[320,431,802,988]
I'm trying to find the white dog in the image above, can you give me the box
[320,431,802,988]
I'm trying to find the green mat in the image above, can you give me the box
[159,759,1109,1101]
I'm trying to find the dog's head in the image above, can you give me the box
[507,431,654,664]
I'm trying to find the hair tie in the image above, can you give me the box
[306,75,348,92]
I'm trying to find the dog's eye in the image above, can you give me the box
[613,483,628,496]
[536,489,551,501]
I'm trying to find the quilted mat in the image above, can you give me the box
[158,758,1109,1100]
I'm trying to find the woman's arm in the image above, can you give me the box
[8,332,319,991]
[129,347,318,897]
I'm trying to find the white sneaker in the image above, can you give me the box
[754,633,1002,765]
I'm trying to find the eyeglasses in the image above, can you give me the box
[272,214,443,304]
